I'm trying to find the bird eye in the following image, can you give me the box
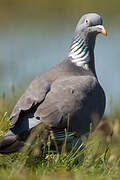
[85,19,90,24]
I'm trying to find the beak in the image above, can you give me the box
[96,25,107,36]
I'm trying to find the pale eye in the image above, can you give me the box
[85,19,90,24]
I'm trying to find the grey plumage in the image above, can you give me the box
[0,13,106,153]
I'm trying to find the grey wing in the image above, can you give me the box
[10,76,51,128]
[34,76,102,131]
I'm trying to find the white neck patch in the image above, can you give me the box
[68,37,90,69]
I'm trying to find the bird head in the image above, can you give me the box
[74,13,107,49]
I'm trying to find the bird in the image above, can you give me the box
[0,13,106,154]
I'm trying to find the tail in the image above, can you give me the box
[0,116,42,154]
[0,131,29,154]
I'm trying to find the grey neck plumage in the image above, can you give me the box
[68,35,93,69]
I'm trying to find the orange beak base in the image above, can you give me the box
[101,28,107,36]
[96,25,107,36]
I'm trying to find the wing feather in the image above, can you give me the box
[10,76,51,128]
[35,76,97,128]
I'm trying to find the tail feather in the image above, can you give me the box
[0,116,43,154]
[0,120,45,154]
[0,131,29,154]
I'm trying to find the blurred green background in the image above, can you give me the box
[0,0,120,112]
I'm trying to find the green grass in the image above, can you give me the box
[0,90,120,180]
